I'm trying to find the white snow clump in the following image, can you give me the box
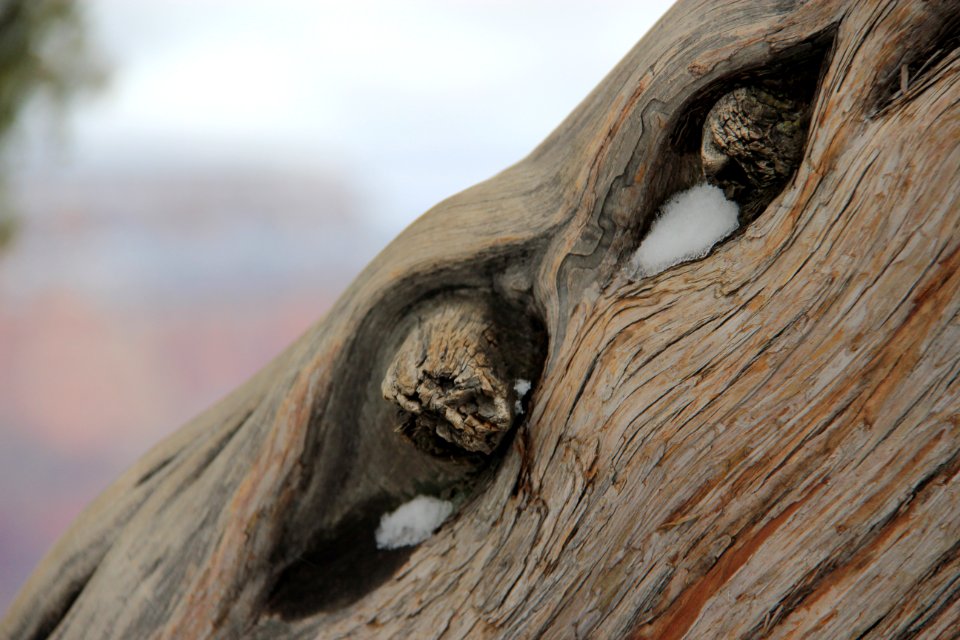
[630,182,739,278]
[514,378,532,414]
[375,495,454,550]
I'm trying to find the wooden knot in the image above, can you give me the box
[381,295,542,457]
[701,85,807,216]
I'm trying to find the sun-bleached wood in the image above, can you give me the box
[3,0,958,638]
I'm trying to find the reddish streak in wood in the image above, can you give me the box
[633,482,825,640]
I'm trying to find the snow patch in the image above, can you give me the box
[631,182,739,278]
[375,495,454,550]
[514,378,531,414]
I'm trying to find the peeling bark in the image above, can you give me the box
[3,0,959,638]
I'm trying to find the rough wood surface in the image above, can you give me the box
[3,0,959,638]
[381,294,542,456]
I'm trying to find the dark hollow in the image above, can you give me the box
[265,495,414,620]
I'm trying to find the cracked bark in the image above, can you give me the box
[3,0,959,639]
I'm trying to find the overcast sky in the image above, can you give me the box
[20,0,674,232]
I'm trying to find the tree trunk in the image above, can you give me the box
[4,0,959,638]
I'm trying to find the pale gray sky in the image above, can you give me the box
[23,0,673,232]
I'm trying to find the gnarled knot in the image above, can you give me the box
[701,85,808,211]
[381,295,541,457]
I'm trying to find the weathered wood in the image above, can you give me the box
[3,0,959,638]
[381,294,543,456]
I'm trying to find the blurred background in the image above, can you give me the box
[0,0,672,612]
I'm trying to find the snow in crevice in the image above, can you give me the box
[630,182,739,278]
[374,495,454,550]
[514,378,532,414]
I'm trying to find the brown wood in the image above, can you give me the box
[381,293,544,457]
[3,0,959,638]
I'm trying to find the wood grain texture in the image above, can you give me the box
[3,0,958,638]
[381,294,542,456]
